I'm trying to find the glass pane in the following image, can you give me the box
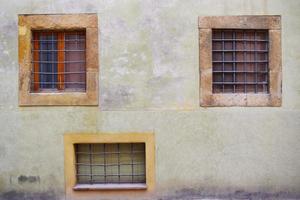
[65,31,86,90]
[39,32,57,89]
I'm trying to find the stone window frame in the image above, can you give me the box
[18,14,99,106]
[64,133,155,199]
[199,15,282,107]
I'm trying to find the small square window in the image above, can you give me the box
[212,29,269,94]
[199,16,282,107]
[18,14,99,106]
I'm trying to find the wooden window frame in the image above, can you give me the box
[18,14,99,106]
[199,16,282,107]
[64,133,155,199]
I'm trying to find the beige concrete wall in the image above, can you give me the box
[0,0,299,199]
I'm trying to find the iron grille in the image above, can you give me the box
[212,29,269,93]
[31,30,86,92]
[75,143,146,184]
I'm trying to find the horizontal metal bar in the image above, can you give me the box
[76,151,145,155]
[213,29,267,32]
[31,39,85,42]
[31,71,86,75]
[77,174,145,177]
[212,50,268,52]
[76,162,144,167]
[30,88,86,93]
[212,39,268,42]
[213,61,268,63]
[213,82,268,85]
[32,82,85,84]
[32,50,85,52]
[31,61,85,64]
[213,71,268,73]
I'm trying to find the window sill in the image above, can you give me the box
[73,183,147,191]
[200,93,281,107]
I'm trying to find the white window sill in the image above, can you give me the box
[73,183,147,191]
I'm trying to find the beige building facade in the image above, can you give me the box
[0,0,300,199]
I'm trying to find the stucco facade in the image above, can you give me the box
[0,0,300,199]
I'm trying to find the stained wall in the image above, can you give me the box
[0,0,300,199]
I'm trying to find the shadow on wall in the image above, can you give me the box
[158,188,300,200]
[1,189,300,200]
[0,191,59,200]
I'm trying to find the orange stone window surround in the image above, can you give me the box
[199,16,282,107]
[18,14,99,106]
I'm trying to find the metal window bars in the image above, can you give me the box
[75,143,146,184]
[212,29,269,93]
[30,30,86,92]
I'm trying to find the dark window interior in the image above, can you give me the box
[212,29,269,93]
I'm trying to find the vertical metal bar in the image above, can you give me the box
[222,31,225,92]
[51,32,54,89]
[266,31,269,93]
[131,143,134,183]
[75,31,78,90]
[89,144,93,184]
[118,144,120,183]
[76,31,78,49]
[233,31,236,93]
[64,33,66,90]
[254,31,258,93]
[243,30,247,93]
[143,143,146,183]
[75,144,78,183]
[104,144,106,183]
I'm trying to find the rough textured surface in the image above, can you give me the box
[0,0,300,199]
[198,15,281,29]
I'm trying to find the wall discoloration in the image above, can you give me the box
[0,190,60,200]
[0,0,300,199]
[18,175,40,184]
[158,188,300,200]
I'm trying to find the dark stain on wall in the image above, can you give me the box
[17,175,40,184]
[0,190,58,200]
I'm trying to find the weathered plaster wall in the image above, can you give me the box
[0,0,300,199]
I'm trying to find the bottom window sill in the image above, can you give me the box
[73,183,147,191]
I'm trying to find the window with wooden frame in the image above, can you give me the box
[19,14,98,106]
[64,133,155,199]
[199,16,282,107]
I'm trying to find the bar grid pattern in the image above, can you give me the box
[75,143,146,184]
[212,29,269,93]
[31,30,86,92]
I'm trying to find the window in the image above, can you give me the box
[31,30,86,92]
[212,29,268,93]
[64,133,155,197]
[75,143,146,188]
[199,16,281,106]
[19,14,98,106]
